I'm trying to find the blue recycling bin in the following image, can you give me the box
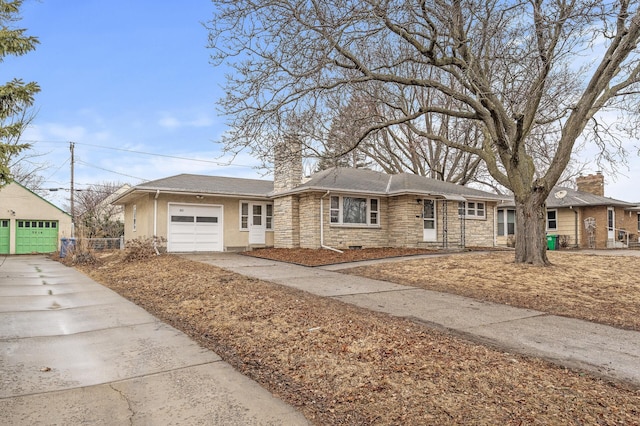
[60,237,76,258]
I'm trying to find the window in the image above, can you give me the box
[171,215,194,223]
[330,196,340,223]
[330,196,379,226]
[266,204,273,230]
[546,210,558,231]
[343,197,367,224]
[637,213,640,232]
[252,204,262,226]
[497,209,516,236]
[458,201,486,218]
[239,201,273,230]
[196,216,218,223]
[240,202,249,230]
[132,205,137,232]
[370,199,378,225]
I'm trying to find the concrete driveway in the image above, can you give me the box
[0,255,308,425]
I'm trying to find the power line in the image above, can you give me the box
[22,139,256,168]
[76,160,148,182]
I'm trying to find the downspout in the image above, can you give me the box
[153,190,160,255]
[320,191,343,253]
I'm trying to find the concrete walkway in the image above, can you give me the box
[185,252,640,388]
[0,255,308,425]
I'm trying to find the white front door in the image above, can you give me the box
[423,199,437,242]
[608,207,615,240]
[249,203,266,244]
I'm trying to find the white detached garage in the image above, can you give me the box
[167,204,223,252]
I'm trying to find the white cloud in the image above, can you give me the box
[157,111,215,129]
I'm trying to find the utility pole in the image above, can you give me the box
[70,141,75,237]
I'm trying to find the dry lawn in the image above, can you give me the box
[343,251,640,331]
[78,252,640,425]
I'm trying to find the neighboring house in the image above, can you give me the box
[0,181,73,254]
[101,184,130,224]
[497,172,638,249]
[113,150,507,252]
[77,184,130,238]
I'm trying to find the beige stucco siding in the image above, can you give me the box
[123,193,273,251]
[0,182,72,254]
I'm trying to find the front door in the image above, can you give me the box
[608,207,615,241]
[423,199,437,242]
[249,203,266,244]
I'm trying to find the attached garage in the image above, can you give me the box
[167,204,223,252]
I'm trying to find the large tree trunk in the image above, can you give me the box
[514,192,550,266]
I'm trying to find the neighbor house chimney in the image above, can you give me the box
[273,136,303,193]
[576,171,604,196]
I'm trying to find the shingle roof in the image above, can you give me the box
[115,168,506,203]
[288,167,505,200]
[114,174,274,202]
[500,186,634,208]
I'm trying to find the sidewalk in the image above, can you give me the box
[0,255,308,425]
[185,252,640,388]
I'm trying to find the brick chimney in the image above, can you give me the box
[576,172,604,196]
[273,137,302,193]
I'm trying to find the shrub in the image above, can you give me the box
[123,237,166,262]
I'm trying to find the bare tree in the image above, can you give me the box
[75,182,127,238]
[209,0,640,265]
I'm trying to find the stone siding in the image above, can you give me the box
[299,193,321,248]
[274,195,300,248]
[388,195,424,247]
[322,197,390,249]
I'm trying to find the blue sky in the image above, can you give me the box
[5,0,640,209]
[6,0,263,207]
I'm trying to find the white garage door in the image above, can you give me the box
[168,204,223,252]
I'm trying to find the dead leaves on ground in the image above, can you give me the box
[80,253,640,425]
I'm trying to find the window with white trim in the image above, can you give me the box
[497,209,515,236]
[266,204,273,230]
[239,201,273,230]
[458,201,486,218]
[330,195,380,226]
[240,202,249,230]
[132,204,137,232]
[546,209,558,231]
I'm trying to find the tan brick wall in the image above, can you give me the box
[582,206,607,248]
[619,209,640,243]
[576,173,605,196]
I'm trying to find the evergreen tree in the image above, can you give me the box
[0,0,39,187]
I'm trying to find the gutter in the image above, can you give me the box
[320,191,343,253]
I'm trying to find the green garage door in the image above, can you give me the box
[0,220,9,254]
[15,220,59,254]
